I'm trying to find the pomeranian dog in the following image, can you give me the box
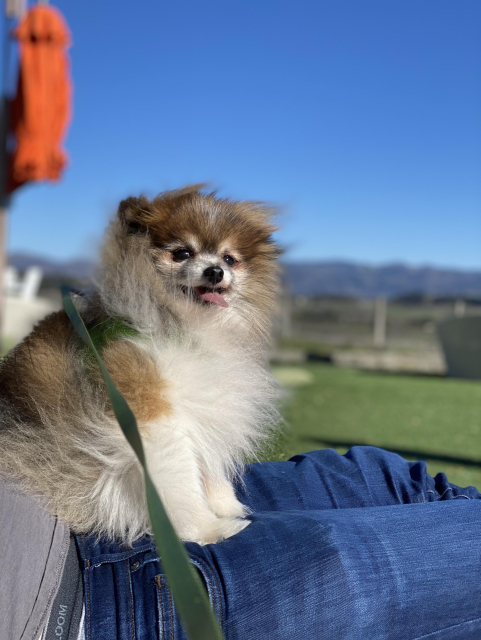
[0,185,280,545]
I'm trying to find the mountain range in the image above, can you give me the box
[281,261,481,299]
[8,252,481,299]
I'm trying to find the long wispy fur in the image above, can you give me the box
[0,186,281,544]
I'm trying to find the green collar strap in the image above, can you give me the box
[86,317,141,354]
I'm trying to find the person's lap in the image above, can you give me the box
[238,445,480,511]
[186,447,481,640]
[78,447,481,640]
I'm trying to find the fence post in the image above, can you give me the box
[454,299,466,318]
[280,284,292,339]
[373,296,387,348]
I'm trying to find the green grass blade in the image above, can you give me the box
[62,287,224,640]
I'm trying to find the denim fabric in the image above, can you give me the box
[76,447,481,640]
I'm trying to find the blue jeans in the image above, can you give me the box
[76,447,481,639]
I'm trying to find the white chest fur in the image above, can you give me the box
[135,335,279,544]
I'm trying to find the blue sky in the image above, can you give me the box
[3,0,481,268]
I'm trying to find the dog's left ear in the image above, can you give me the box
[118,196,152,235]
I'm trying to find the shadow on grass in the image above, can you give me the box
[298,437,481,468]
[357,369,446,380]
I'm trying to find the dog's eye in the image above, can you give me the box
[223,255,236,267]
[172,248,192,262]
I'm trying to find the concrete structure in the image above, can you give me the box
[2,266,60,350]
[5,265,43,299]
[3,295,60,348]
[437,317,481,379]
[332,348,446,376]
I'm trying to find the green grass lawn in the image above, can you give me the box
[266,363,481,490]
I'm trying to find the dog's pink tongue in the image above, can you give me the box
[197,289,229,308]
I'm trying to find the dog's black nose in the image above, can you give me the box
[204,266,224,285]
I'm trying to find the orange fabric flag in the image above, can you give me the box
[8,5,72,192]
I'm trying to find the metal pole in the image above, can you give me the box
[0,5,12,354]
[0,204,7,350]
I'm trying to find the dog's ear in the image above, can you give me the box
[118,196,152,235]
[153,183,208,205]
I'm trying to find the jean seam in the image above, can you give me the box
[78,537,92,640]
[413,615,481,639]
[155,576,166,640]
[125,560,136,640]
[190,555,223,627]
[438,487,454,500]
[84,545,156,568]
[85,568,91,640]
[426,488,471,501]
[159,576,174,640]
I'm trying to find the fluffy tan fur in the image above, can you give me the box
[0,186,280,544]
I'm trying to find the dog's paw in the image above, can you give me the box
[196,517,251,545]
[209,494,250,519]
